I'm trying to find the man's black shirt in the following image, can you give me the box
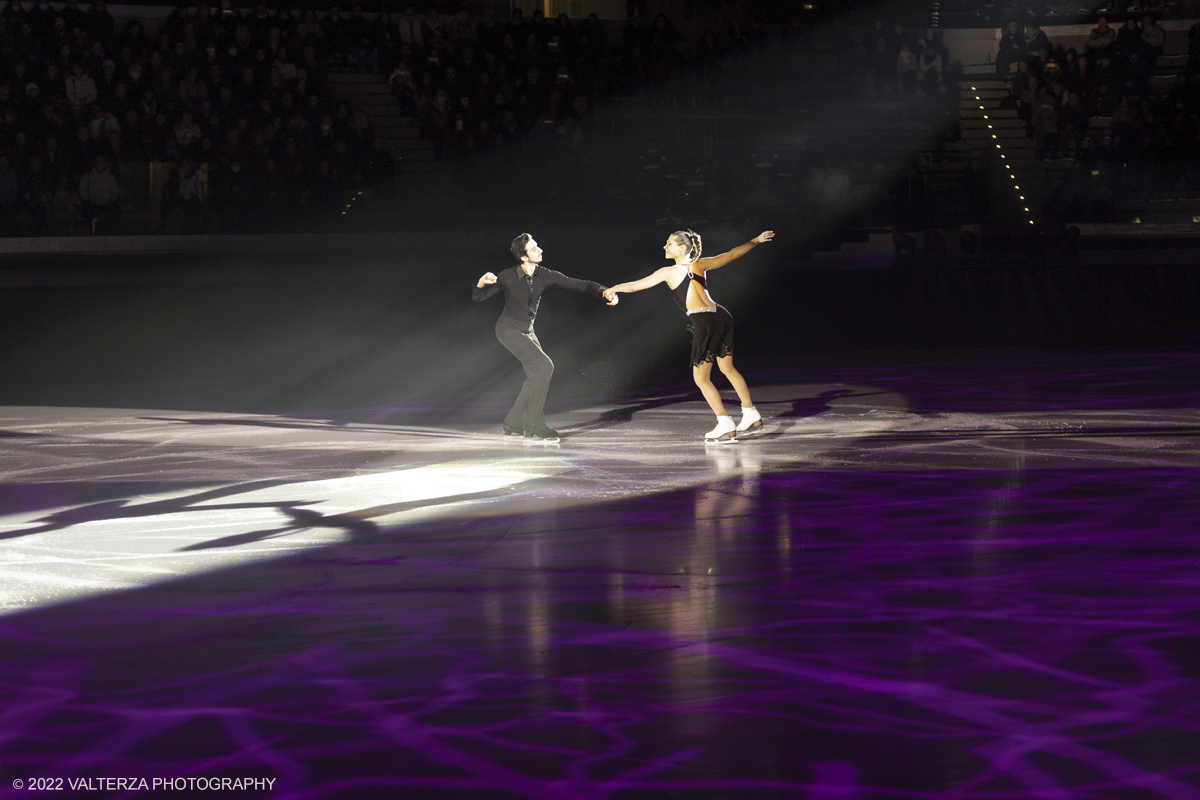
[472,264,607,330]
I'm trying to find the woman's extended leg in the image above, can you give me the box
[718,355,761,431]
[692,361,728,417]
[716,355,752,408]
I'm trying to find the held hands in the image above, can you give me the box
[752,231,775,244]
[477,272,498,288]
[603,288,619,306]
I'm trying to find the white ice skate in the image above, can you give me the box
[704,415,737,442]
[736,406,762,432]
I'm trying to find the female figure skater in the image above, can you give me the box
[604,229,774,441]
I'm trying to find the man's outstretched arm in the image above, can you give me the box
[544,269,614,303]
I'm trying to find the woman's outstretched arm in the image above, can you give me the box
[604,267,676,299]
[693,231,774,273]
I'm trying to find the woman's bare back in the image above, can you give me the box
[665,264,716,311]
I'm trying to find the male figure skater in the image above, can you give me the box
[473,233,617,442]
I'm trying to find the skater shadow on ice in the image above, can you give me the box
[0,478,303,541]
[559,392,696,435]
[181,485,526,551]
[141,415,502,441]
[0,459,570,614]
[559,385,906,442]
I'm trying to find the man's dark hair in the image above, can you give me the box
[510,232,533,262]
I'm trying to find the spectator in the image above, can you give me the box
[19,154,52,232]
[1018,71,1040,127]
[421,8,445,54]
[1010,58,1032,105]
[121,21,150,61]
[1086,17,1116,59]
[108,80,134,119]
[1111,96,1138,156]
[1125,51,1152,96]
[897,41,918,95]
[1190,18,1200,77]
[580,13,606,55]
[1088,54,1117,98]
[156,164,180,231]
[996,21,1025,76]
[1032,83,1060,159]
[41,136,66,178]
[1061,90,1088,158]
[872,36,894,94]
[1091,81,1117,117]
[1115,18,1144,59]
[160,6,189,43]
[919,46,943,87]
[85,0,114,45]
[1141,15,1165,69]
[396,6,423,53]
[177,158,204,231]
[60,0,84,34]
[48,174,81,233]
[0,154,17,235]
[389,63,416,114]
[88,106,120,142]
[97,58,119,104]
[125,62,146,96]
[1063,49,1084,92]
[273,47,297,83]
[65,63,98,113]
[101,130,122,164]
[17,81,41,118]
[77,153,120,233]
[121,112,144,160]
[174,109,202,153]
[67,124,95,175]
[1023,23,1050,61]
[1042,57,1065,93]
[177,67,207,111]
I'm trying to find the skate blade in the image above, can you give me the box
[704,435,738,444]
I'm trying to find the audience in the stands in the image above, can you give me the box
[1001,14,1197,164]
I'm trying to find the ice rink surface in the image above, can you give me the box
[3,352,1200,798]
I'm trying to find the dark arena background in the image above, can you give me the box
[4,0,1200,797]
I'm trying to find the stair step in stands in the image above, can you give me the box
[327,73,450,177]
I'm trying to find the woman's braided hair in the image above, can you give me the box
[674,229,703,262]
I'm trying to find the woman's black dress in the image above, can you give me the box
[670,272,734,367]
